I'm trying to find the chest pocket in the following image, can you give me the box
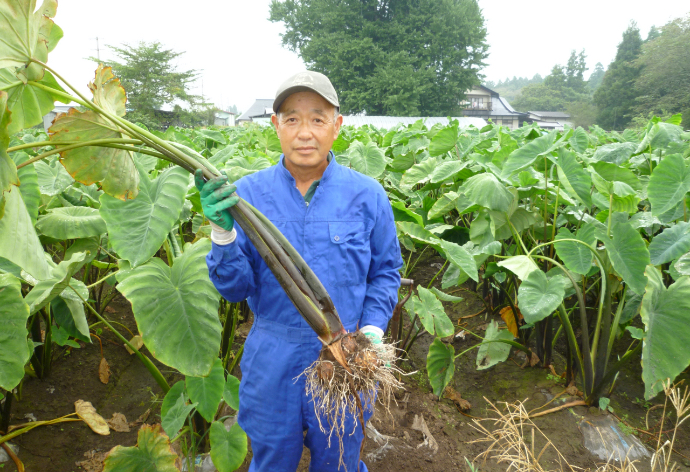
[328,221,371,287]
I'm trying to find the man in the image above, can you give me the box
[196,71,402,471]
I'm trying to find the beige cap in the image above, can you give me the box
[273,71,339,113]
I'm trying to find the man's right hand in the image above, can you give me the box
[194,169,239,232]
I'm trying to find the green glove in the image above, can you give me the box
[194,169,239,231]
[361,326,390,368]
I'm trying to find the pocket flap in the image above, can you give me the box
[328,222,364,244]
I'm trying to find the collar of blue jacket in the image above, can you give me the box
[277,150,336,185]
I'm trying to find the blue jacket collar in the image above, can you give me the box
[278,151,337,184]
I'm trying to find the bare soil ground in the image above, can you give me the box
[3,252,689,472]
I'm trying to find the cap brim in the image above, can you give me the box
[273,85,339,113]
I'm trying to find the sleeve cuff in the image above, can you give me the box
[211,226,237,245]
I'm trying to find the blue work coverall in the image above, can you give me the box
[206,153,403,471]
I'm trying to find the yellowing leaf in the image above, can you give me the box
[75,399,110,435]
[499,306,521,337]
[89,65,127,117]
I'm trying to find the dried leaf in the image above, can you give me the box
[130,408,151,428]
[125,335,144,355]
[75,400,110,435]
[411,414,438,453]
[444,386,471,410]
[99,357,110,384]
[499,306,522,337]
[566,381,583,397]
[530,351,540,367]
[548,364,564,378]
[107,412,130,432]
[75,449,109,472]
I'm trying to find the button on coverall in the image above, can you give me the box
[206,154,403,471]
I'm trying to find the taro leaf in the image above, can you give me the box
[517,270,567,323]
[476,320,513,370]
[556,149,592,207]
[396,221,441,247]
[35,159,74,196]
[103,424,179,472]
[65,238,99,265]
[11,152,40,224]
[441,263,468,289]
[675,252,690,276]
[428,191,460,220]
[501,130,558,179]
[0,273,32,391]
[439,240,478,282]
[160,381,187,436]
[347,141,389,178]
[0,188,52,280]
[648,222,690,265]
[0,69,68,134]
[595,214,650,295]
[554,224,596,275]
[430,287,463,303]
[428,125,457,156]
[648,153,690,216]
[0,92,19,198]
[568,127,589,153]
[426,337,455,397]
[116,239,222,377]
[210,421,248,472]
[620,291,643,324]
[223,375,241,411]
[24,251,88,315]
[400,157,437,190]
[413,287,454,337]
[36,207,107,240]
[390,201,424,226]
[463,173,513,212]
[497,255,539,281]
[51,295,89,342]
[429,160,467,184]
[49,65,139,201]
[591,161,641,194]
[0,0,60,80]
[186,358,225,422]
[591,143,637,165]
[100,166,187,267]
[640,266,690,399]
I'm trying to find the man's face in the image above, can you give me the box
[271,91,342,172]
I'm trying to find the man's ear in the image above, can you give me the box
[333,114,343,138]
[271,113,279,132]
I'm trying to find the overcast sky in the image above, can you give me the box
[49,1,689,114]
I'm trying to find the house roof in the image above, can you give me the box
[237,99,274,121]
[528,111,571,119]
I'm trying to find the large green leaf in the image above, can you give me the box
[116,239,222,377]
[556,149,592,207]
[568,127,589,153]
[429,160,468,184]
[501,131,558,179]
[426,337,455,397]
[347,141,389,178]
[51,294,89,342]
[35,159,74,196]
[517,270,567,323]
[675,252,690,276]
[591,143,636,165]
[390,201,424,226]
[640,266,690,399]
[161,381,197,439]
[554,224,596,275]
[648,222,690,266]
[0,188,52,280]
[103,424,179,472]
[0,0,60,80]
[428,125,457,156]
[24,251,88,314]
[186,358,225,422]
[0,69,68,134]
[0,274,32,391]
[0,92,19,199]
[12,152,40,224]
[476,320,513,370]
[497,255,539,281]
[396,221,440,247]
[210,421,248,472]
[591,161,641,196]
[648,154,690,216]
[35,206,106,239]
[439,240,478,282]
[223,375,241,411]
[400,157,437,190]
[463,173,513,212]
[100,166,187,267]
[595,214,650,295]
[410,287,454,337]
